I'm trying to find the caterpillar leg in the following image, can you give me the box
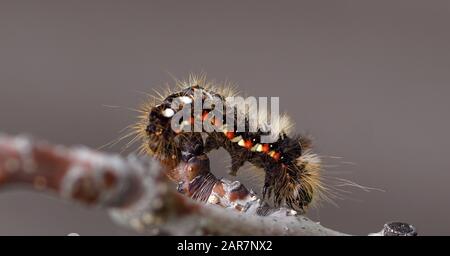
[173,133,218,202]
[175,133,204,163]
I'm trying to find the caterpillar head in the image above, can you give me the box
[144,104,181,164]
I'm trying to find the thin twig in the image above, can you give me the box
[0,133,416,236]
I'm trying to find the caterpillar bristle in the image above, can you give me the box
[295,150,327,208]
[132,94,181,165]
[174,73,238,99]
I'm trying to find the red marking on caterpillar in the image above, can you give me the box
[272,152,281,161]
[135,75,326,212]
[243,140,253,149]
[226,131,235,140]
[261,144,270,153]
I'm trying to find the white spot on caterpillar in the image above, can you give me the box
[162,108,175,118]
[238,139,245,147]
[251,144,262,152]
[179,96,192,104]
[231,136,242,143]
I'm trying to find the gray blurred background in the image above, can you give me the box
[0,0,449,235]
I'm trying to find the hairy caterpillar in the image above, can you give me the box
[133,75,325,212]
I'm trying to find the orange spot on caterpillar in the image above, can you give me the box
[226,131,235,139]
[262,144,270,153]
[244,140,253,149]
[272,152,281,161]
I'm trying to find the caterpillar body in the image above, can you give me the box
[135,76,325,212]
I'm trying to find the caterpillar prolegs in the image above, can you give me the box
[135,75,325,212]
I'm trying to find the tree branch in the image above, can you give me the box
[0,133,416,236]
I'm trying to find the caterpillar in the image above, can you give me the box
[133,75,325,212]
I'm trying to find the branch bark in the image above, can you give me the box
[0,133,416,236]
